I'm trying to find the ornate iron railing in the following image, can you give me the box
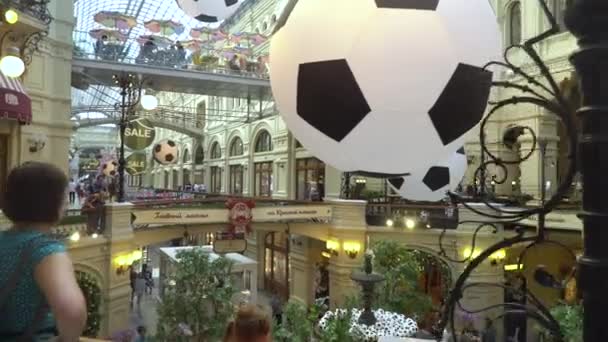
[434,1,584,341]
[7,0,53,25]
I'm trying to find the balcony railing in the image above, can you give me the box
[8,0,53,25]
[72,30,270,80]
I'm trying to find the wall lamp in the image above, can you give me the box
[343,241,361,259]
[114,250,143,276]
[28,133,48,153]
[489,249,507,265]
[325,238,340,257]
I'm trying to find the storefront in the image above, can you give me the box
[296,158,325,201]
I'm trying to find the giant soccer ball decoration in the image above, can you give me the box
[177,0,244,23]
[153,139,179,165]
[388,147,468,202]
[102,160,118,177]
[270,0,501,175]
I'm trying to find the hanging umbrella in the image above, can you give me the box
[94,11,137,30]
[220,46,251,59]
[243,33,268,46]
[144,20,185,36]
[190,27,228,42]
[179,39,216,52]
[89,28,128,42]
[137,35,174,49]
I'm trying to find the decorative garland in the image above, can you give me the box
[75,271,102,337]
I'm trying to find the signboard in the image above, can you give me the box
[131,205,333,225]
[252,206,333,222]
[227,199,255,234]
[124,118,155,150]
[132,209,227,225]
[79,158,100,172]
[126,153,147,175]
[213,232,247,254]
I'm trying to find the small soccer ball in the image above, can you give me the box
[388,147,467,201]
[176,0,244,22]
[102,160,118,177]
[270,0,500,174]
[153,139,179,165]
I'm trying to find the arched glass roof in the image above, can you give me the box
[74,0,213,40]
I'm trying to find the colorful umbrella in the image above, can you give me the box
[144,20,185,36]
[137,35,174,49]
[89,28,128,42]
[243,33,268,46]
[190,27,228,42]
[220,46,251,59]
[179,39,216,52]
[94,11,137,30]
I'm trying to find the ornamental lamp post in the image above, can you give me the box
[565,1,608,341]
[112,74,157,203]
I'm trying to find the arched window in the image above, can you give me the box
[210,142,222,159]
[271,14,277,24]
[183,149,191,163]
[194,145,204,164]
[229,137,244,157]
[509,2,522,46]
[254,130,273,153]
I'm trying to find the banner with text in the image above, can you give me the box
[132,205,332,225]
[251,206,332,222]
[132,209,227,225]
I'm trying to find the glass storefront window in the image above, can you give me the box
[229,165,243,195]
[210,166,222,193]
[296,158,325,201]
[254,162,272,197]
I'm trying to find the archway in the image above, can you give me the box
[372,242,452,332]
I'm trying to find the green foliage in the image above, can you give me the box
[318,309,364,342]
[156,249,237,342]
[273,300,316,342]
[550,303,583,342]
[371,241,439,320]
[75,271,101,337]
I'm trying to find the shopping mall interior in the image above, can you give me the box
[0,0,597,341]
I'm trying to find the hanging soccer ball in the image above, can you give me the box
[102,160,118,177]
[153,139,179,165]
[270,0,500,174]
[176,0,244,23]
[388,148,467,201]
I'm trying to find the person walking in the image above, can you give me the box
[68,179,77,205]
[134,273,147,314]
[270,292,283,326]
[0,162,87,340]
[135,326,147,342]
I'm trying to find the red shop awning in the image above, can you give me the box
[0,73,32,125]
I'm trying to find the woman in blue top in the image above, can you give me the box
[0,162,87,341]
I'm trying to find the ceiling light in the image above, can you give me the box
[0,47,25,78]
[70,231,81,242]
[5,9,18,24]
[141,94,158,110]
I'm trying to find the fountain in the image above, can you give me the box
[350,250,385,326]
[318,245,419,341]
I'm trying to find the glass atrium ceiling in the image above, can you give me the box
[72,0,216,117]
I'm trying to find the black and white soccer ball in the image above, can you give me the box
[176,0,244,23]
[388,147,467,201]
[153,139,179,165]
[270,0,500,174]
[102,160,118,177]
